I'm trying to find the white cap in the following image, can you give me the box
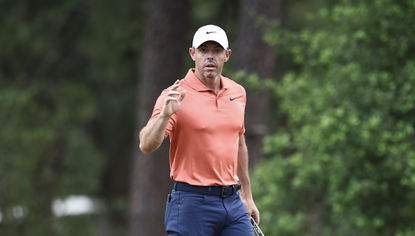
[192,25,229,49]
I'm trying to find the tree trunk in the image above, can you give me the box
[129,1,188,235]
[234,0,282,168]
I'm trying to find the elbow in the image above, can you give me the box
[139,142,153,154]
[139,140,162,154]
[138,130,153,154]
[138,129,163,154]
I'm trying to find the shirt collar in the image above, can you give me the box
[184,69,230,92]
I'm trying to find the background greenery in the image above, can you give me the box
[1,0,141,235]
[1,0,414,235]
[251,0,415,235]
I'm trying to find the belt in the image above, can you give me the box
[174,181,241,198]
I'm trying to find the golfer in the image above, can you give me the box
[139,24,259,235]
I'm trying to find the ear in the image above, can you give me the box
[224,49,232,62]
[189,47,196,61]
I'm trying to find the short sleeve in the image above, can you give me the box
[238,87,247,136]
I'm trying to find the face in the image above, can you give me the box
[189,41,231,80]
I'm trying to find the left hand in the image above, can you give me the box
[241,197,260,224]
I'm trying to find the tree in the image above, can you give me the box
[128,0,189,235]
[251,0,415,235]
[233,0,282,168]
[83,0,144,234]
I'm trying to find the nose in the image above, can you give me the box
[207,50,214,60]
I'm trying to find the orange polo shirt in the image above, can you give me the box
[147,69,246,186]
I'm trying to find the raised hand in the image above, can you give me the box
[161,80,186,118]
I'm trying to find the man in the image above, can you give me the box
[139,24,259,235]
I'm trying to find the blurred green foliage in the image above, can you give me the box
[251,0,415,235]
[0,0,141,234]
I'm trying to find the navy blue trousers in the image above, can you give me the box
[164,185,255,236]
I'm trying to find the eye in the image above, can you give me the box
[215,49,222,53]
[200,48,207,53]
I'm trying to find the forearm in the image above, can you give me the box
[237,134,260,223]
[237,135,253,199]
[139,115,170,154]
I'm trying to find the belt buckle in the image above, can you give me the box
[221,186,235,198]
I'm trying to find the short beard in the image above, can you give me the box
[204,70,218,79]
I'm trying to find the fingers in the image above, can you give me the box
[164,96,179,103]
[178,90,186,102]
[161,80,184,118]
[165,80,182,103]
[252,211,260,224]
[170,80,180,91]
[166,90,180,98]
[246,203,260,224]
[163,80,186,110]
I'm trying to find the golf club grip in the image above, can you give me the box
[250,217,265,236]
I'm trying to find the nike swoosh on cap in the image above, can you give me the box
[206,31,217,34]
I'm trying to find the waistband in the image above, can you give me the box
[174,181,241,198]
